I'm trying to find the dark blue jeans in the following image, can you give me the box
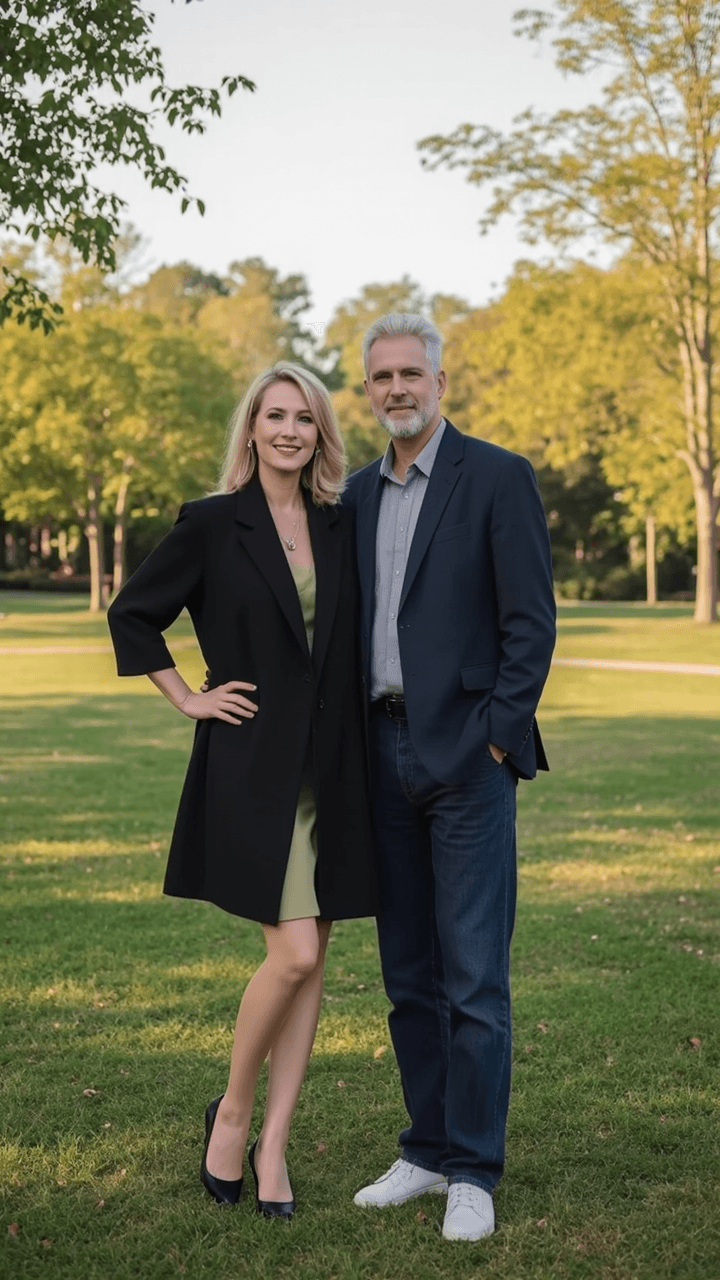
[370,707,518,1194]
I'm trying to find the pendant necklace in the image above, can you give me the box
[278,508,303,552]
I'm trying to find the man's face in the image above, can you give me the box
[364,336,446,439]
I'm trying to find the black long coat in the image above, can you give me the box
[107,479,377,924]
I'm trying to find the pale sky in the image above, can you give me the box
[105,0,607,326]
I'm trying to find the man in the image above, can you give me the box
[343,313,556,1242]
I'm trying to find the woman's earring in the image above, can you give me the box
[247,438,254,450]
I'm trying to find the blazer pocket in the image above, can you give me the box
[461,662,498,691]
[433,521,471,544]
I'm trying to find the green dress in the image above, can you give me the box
[278,563,320,922]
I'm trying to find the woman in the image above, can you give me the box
[107,362,376,1217]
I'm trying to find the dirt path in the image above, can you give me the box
[553,657,720,677]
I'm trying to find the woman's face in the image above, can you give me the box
[251,381,319,483]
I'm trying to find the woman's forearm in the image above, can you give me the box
[148,667,195,714]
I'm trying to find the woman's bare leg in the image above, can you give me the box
[204,917,321,1181]
[253,919,332,1201]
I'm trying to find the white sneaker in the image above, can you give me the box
[442,1182,495,1240]
[353,1158,448,1207]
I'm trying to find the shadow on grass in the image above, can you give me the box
[0,591,90,615]
[0,694,194,846]
[553,624,614,636]
[522,713,720,840]
[2,697,719,835]
[556,604,694,619]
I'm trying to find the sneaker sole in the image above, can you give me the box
[354,1184,448,1207]
[442,1223,494,1241]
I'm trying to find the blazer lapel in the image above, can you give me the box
[399,422,464,611]
[355,463,383,642]
[307,498,341,679]
[235,480,308,656]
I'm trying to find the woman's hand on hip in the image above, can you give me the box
[180,680,258,725]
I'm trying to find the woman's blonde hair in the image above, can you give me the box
[216,362,346,504]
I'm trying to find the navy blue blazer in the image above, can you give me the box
[343,420,556,782]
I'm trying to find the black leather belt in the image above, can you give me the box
[372,695,407,721]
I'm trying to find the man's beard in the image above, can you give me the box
[377,404,433,439]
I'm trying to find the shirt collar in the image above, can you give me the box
[379,418,447,483]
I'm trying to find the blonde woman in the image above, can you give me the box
[108,363,376,1217]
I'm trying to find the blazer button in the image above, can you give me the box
[303,674,311,683]
[318,699,325,710]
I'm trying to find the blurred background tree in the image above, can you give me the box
[0,285,234,610]
[0,234,702,609]
[420,0,720,622]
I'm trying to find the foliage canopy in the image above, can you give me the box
[0,0,254,329]
[420,0,720,621]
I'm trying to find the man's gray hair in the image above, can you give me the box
[363,313,443,376]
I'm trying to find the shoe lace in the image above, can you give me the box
[450,1183,482,1212]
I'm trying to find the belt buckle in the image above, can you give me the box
[385,695,406,721]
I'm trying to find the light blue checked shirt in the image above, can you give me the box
[370,419,446,700]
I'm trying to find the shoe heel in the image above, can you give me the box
[200,1095,243,1206]
[248,1138,295,1220]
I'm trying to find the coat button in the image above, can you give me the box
[318,699,325,710]
[303,674,311,683]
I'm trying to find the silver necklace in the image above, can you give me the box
[277,508,303,552]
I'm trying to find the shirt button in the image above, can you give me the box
[390,613,395,620]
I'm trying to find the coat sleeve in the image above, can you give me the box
[487,455,556,755]
[107,503,204,676]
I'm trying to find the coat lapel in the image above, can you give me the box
[399,421,464,611]
[355,462,383,641]
[235,480,308,656]
[307,498,341,679]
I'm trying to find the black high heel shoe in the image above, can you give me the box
[200,1095,243,1206]
[248,1138,295,1219]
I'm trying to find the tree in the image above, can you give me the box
[127,261,230,324]
[420,0,720,621]
[0,307,235,609]
[197,257,315,385]
[1,0,254,329]
[446,258,695,596]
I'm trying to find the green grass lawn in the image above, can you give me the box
[555,604,720,666]
[1,597,719,1280]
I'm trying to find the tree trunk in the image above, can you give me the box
[645,514,657,605]
[112,468,132,594]
[85,477,107,613]
[3,528,16,568]
[673,308,717,624]
[693,480,719,624]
